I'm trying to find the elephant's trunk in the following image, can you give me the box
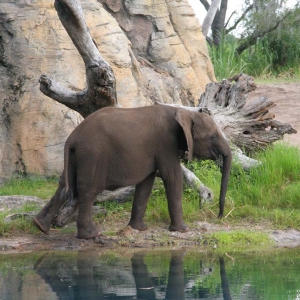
[218,150,232,218]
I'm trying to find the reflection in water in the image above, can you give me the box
[219,256,232,300]
[165,251,185,300]
[0,247,300,299]
[131,251,156,299]
[32,250,231,299]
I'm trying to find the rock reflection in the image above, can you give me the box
[32,249,233,299]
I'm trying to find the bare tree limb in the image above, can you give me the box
[181,165,214,207]
[39,0,118,118]
[52,173,215,227]
[235,11,292,55]
[199,0,210,11]
[224,10,236,29]
[202,0,222,37]
[211,0,228,46]
[225,4,253,35]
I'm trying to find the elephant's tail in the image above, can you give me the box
[61,140,75,202]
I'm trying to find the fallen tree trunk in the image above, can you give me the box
[199,74,297,153]
[52,169,214,227]
[39,0,296,228]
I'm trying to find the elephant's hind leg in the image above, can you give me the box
[33,174,66,234]
[128,172,156,231]
[76,186,101,239]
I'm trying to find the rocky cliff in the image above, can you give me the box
[0,0,215,181]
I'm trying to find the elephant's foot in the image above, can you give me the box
[77,223,101,239]
[128,219,148,231]
[33,216,51,235]
[168,223,189,233]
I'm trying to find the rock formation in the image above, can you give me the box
[0,0,214,182]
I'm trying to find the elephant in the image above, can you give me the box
[33,104,232,239]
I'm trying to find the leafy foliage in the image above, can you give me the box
[206,1,300,78]
[210,32,300,79]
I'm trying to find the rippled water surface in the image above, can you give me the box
[0,247,300,299]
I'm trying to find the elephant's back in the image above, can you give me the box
[68,105,178,148]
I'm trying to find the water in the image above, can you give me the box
[0,247,299,300]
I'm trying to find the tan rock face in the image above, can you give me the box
[0,0,215,181]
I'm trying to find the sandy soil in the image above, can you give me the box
[1,82,300,253]
[249,82,300,147]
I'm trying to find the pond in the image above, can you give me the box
[0,247,299,300]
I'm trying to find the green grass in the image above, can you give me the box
[144,143,300,229]
[203,230,272,247]
[209,39,248,79]
[0,176,58,199]
[0,143,299,238]
[0,176,58,236]
[226,144,300,228]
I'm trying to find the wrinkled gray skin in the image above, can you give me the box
[33,105,232,239]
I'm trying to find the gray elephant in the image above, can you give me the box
[33,105,232,239]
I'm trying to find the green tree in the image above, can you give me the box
[200,0,300,76]
[200,0,299,52]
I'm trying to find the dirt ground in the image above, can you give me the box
[1,82,300,253]
[249,82,300,147]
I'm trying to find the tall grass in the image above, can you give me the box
[209,34,300,80]
[209,39,248,79]
[230,144,300,210]
[146,143,300,229]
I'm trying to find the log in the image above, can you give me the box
[199,74,297,153]
[181,165,213,207]
[52,177,214,228]
[53,203,107,227]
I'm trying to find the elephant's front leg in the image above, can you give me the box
[162,169,189,233]
[128,172,156,231]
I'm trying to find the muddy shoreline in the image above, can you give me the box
[1,192,300,254]
[1,218,300,254]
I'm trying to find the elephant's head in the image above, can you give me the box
[176,108,232,218]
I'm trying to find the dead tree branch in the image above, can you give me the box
[39,0,118,117]
[199,73,297,152]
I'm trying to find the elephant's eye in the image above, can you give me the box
[210,134,218,142]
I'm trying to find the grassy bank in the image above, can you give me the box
[0,143,299,245]
[141,143,300,230]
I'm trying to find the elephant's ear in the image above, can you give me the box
[175,109,194,161]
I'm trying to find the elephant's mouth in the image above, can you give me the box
[211,148,220,159]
